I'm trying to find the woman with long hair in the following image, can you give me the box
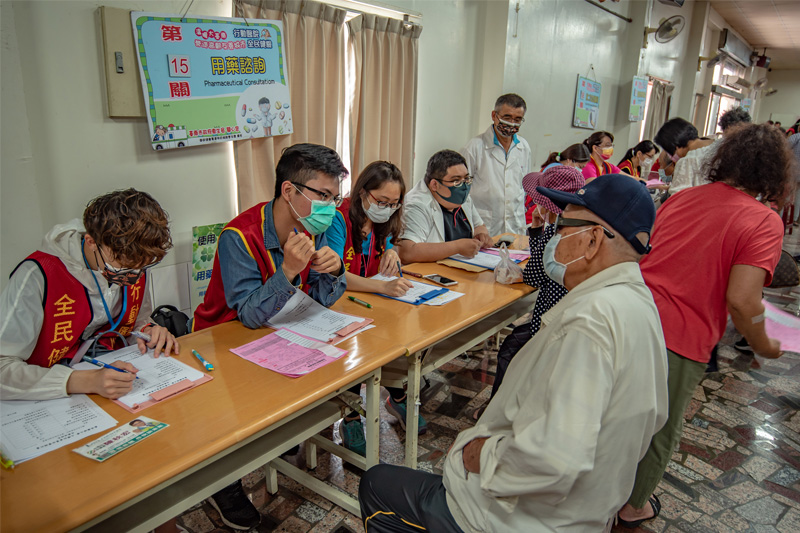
[326,161,426,454]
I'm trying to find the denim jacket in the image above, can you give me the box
[217,202,346,329]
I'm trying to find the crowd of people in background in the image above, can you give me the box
[2,90,799,532]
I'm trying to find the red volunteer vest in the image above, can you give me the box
[192,201,312,331]
[16,251,147,368]
[618,159,639,178]
[336,198,383,278]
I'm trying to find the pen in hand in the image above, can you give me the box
[397,261,403,277]
[82,356,140,379]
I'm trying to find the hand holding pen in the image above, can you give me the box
[67,356,140,399]
[130,326,180,358]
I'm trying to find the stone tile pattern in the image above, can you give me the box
[175,236,800,532]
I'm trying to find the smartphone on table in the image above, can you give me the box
[423,274,458,286]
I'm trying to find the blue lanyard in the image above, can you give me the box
[81,237,128,332]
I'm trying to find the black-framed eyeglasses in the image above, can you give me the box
[367,190,402,210]
[291,182,343,207]
[436,175,473,188]
[555,216,615,239]
[96,247,160,276]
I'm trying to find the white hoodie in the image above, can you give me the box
[0,220,153,400]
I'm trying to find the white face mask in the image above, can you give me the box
[365,202,397,224]
[541,227,592,286]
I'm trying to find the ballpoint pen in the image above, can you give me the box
[130,330,151,342]
[397,261,403,277]
[82,356,140,379]
[401,270,424,278]
[348,296,373,309]
[192,349,215,371]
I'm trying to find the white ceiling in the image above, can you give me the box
[710,0,800,70]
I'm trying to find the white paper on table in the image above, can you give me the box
[370,274,446,304]
[763,300,800,353]
[0,395,117,464]
[73,345,206,410]
[423,290,465,306]
[449,251,505,270]
[267,291,367,342]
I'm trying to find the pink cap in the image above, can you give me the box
[522,165,585,214]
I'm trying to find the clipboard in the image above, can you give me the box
[437,259,488,272]
[376,287,449,305]
[119,373,213,413]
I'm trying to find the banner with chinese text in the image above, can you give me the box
[191,223,225,312]
[132,12,293,151]
[573,76,601,130]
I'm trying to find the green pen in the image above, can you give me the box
[348,296,373,309]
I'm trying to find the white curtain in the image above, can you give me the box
[643,80,675,142]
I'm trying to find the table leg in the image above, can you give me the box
[364,370,380,469]
[304,439,318,470]
[404,351,422,468]
[265,463,278,494]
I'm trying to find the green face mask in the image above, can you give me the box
[289,187,336,235]
[437,181,471,205]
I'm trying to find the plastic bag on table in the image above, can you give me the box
[494,243,523,284]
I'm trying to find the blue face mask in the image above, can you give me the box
[289,186,336,235]
[436,181,471,205]
[542,228,591,286]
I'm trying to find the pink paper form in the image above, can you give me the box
[230,328,348,377]
[763,300,800,354]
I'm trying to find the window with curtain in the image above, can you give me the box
[232,0,421,211]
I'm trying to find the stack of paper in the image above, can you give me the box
[267,291,372,342]
[482,247,531,261]
[448,251,523,270]
[231,328,348,377]
[1,395,117,465]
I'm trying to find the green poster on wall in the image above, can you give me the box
[191,223,225,312]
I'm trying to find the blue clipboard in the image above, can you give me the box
[376,286,449,306]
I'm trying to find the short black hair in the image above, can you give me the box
[718,107,751,132]
[274,143,348,198]
[494,93,527,112]
[258,97,270,105]
[424,150,467,185]
[654,118,698,156]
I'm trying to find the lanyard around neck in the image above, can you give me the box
[81,237,128,332]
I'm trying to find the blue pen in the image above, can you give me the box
[397,261,403,277]
[192,349,215,371]
[82,356,140,379]
[293,228,299,235]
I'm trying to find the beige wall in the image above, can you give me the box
[1,0,239,290]
[756,70,800,126]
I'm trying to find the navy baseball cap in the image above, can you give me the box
[536,174,656,254]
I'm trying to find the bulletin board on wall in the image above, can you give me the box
[629,76,648,122]
[573,75,601,130]
[131,12,293,151]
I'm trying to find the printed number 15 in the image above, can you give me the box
[167,55,191,78]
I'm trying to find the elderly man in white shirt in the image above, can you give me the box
[396,149,493,264]
[359,174,669,533]
[461,94,532,236]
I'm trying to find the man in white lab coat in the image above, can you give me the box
[461,94,532,236]
[358,175,668,532]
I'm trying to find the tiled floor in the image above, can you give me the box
[176,230,800,533]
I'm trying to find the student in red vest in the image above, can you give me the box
[0,189,177,402]
[617,140,659,182]
[327,161,426,454]
[193,143,347,332]
[191,144,348,530]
